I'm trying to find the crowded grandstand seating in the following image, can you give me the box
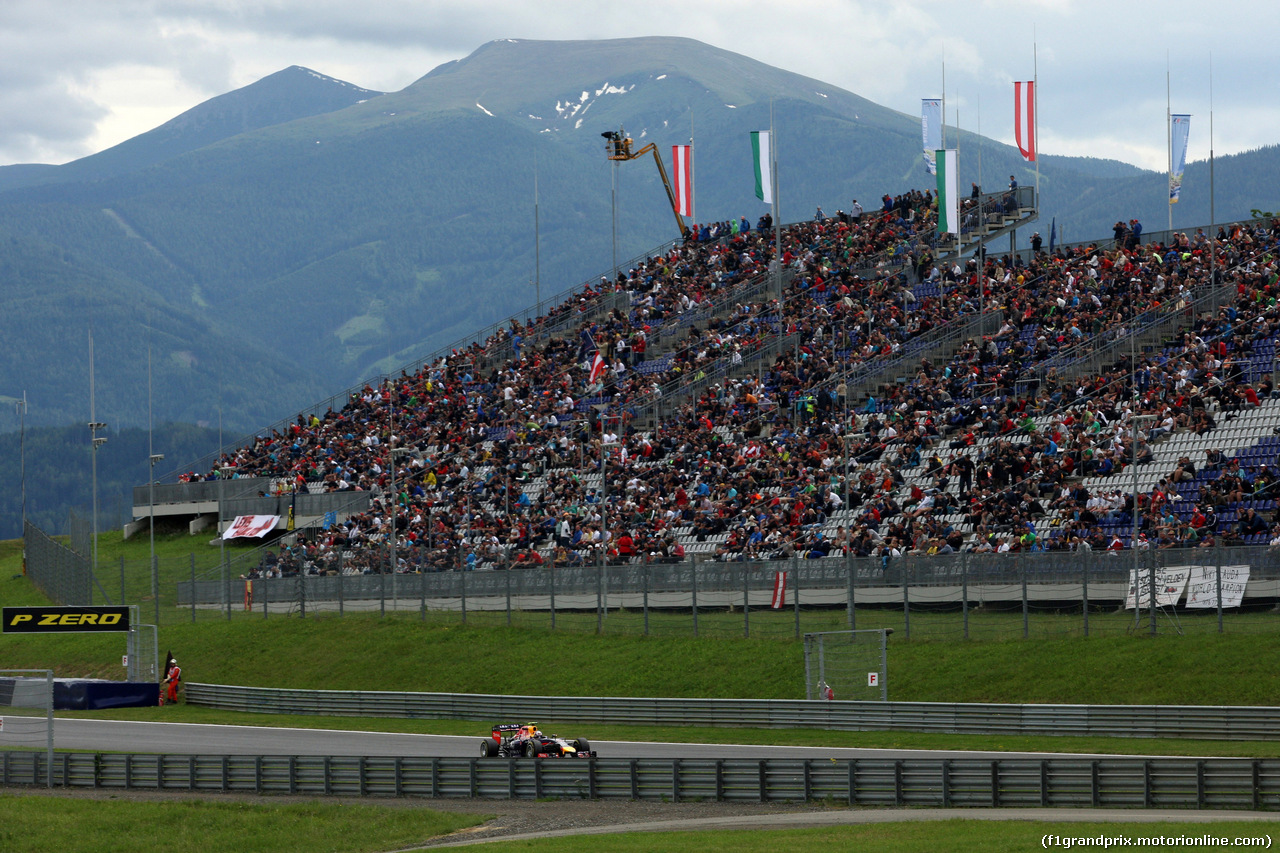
[171,194,1280,575]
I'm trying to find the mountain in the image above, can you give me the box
[0,65,384,191]
[0,36,1275,454]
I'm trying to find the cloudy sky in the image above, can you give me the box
[1,1,1272,172]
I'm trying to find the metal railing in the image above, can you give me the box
[183,683,1280,742]
[5,751,1277,809]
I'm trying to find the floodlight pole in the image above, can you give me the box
[18,392,26,573]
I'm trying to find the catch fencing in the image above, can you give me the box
[183,683,1280,742]
[2,751,1278,809]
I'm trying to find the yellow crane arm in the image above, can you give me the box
[603,129,690,239]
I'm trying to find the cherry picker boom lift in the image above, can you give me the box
[602,127,690,239]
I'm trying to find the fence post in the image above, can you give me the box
[190,554,196,624]
[1021,551,1029,639]
[223,548,230,621]
[596,561,603,635]
[1216,543,1223,634]
[793,561,800,640]
[120,556,126,608]
[420,566,426,622]
[263,574,268,620]
[692,562,698,637]
[902,560,910,640]
[338,551,345,617]
[460,568,467,624]
[743,564,750,638]
[846,552,855,631]
[1082,551,1089,637]
[962,554,969,640]
[549,564,556,630]
[642,564,650,635]
[506,568,512,627]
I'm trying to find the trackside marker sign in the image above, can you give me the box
[2,606,131,633]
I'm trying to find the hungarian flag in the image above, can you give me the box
[588,352,606,385]
[1014,81,1036,162]
[935,149,958,235]
[751,131,772,204]
[672,144,693,217]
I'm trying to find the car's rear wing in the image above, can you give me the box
[491,723,523,738]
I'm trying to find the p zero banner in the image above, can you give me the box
[3,606,131,633]
[671,144,693,218]
[221,514,280,540]
[921,98,941,175]
[1170,114,1190,203]
[1185,564,1250,608]
[1125,566,1191,609]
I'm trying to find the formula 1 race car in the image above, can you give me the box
[480,723,597,758]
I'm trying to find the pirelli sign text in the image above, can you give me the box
[2,606,131,633]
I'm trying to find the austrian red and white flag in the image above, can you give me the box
[588,352,606,385]
[771,571,788,609]
[671,144,693,218]
[1014,81,1036,162]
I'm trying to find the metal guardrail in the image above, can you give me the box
[3,751,1277,808]
[185,683,1280,742]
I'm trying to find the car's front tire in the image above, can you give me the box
[573,737,591,755]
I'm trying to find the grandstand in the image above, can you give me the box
[130,186,1280,583]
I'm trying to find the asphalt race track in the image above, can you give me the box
[29,717,1216,761]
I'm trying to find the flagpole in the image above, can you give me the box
[941,55,947,151]
[956,106,962,263]
[1167,56,1173,233]
[1033,39,1040,203]
[534,149,541,310]
[690,110,696,222]
[977,92,982,200]
[771,100,780,300]
[1209,53,1216,289]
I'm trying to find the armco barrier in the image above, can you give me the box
[186,684,1280,742]
[2,751,1277,808]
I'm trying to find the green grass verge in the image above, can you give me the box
[0,793,486,853]
[469,821,1280,853]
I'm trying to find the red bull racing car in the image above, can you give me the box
[480,723,596,758]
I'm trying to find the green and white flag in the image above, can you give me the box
[751,130,772,204]
[935,149,958,235]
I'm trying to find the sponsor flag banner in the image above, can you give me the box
[221,514,280,540]
[750,131,772,204]
[1185,564,1250,609]
[1048,217,1057,252]
[771,571,787,609]
[1014,81,1036,162]
[3,606,131,633]
[1125,566,1191,609]
[921,98,941,175]
[1170,114,1190,203]
[935,149,959,235]
[671,144,693,218]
